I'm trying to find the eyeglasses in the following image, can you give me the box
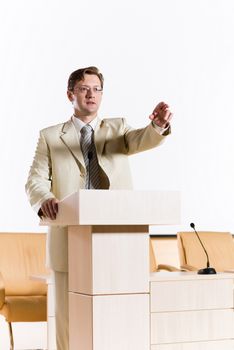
[74,85,103,94]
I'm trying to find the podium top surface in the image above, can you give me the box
[40,189,180,226]
[150,271,234,282]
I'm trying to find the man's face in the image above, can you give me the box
[67,74,103,118]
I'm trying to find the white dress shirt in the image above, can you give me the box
[72,115,98,137]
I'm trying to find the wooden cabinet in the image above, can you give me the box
[41,189,181,350]
[150,272,234,349]
[68,225,150,350]
[69,293,149,350]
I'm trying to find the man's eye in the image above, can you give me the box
[80,87,88,92]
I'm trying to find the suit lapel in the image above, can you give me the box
[94,118,109,159]
[60,119,85,170]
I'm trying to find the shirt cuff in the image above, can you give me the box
[152,121,170,135]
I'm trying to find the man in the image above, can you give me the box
[25,66,173,350]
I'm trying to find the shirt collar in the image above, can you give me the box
[72,115,98,132]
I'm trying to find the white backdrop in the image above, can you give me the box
[0,0,234,235]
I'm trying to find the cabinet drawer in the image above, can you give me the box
[151,339,234,350]
[151,309,234,344]
[151,279,233,312]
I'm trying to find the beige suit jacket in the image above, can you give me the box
[26,117,170,271]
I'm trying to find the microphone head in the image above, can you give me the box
[190,222,195,229]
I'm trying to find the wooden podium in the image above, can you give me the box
[42,190,180,350]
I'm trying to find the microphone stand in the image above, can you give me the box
[190,223,216,275]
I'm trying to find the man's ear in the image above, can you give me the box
[67,90,74,102]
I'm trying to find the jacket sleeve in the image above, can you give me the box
[25,130,55,214]
[123,119,171,155]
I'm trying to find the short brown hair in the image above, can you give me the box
[67,66,104,91]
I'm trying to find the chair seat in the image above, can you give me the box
[5,279,47,296]
[0,232,48,349]
[1,295,46,322]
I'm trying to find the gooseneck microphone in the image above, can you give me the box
[190,223,216,275]
[87,151,93,189]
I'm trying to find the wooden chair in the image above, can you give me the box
[0,232,48,350]
[177,231,234,272]
[150,236,180,272]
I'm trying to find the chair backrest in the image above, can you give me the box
[0,232,48,295]
[177,231,234,271]
[150,236,180,272]
[150,237,158,272]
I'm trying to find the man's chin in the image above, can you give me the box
[85,107,98,114]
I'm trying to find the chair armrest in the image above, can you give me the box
[0,272,5,309]
[180,264,197,271]
[157,264,181,272]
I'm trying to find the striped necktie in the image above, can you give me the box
[80,124,101,189]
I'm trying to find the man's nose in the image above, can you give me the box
[86,89,94,98]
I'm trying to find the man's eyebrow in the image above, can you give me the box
[78,84,101,87]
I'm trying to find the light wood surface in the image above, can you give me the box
[69,293,93,350]
[68,226,93,294]
[70,293,149,350]
[151,309,234,344]
[69,225,150,294]
[151,340,234,350]
[151,278,233,312]
[150,272,234,348]
[150,271,234,281]
[40,190,182,349]
[40,190,181,226]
